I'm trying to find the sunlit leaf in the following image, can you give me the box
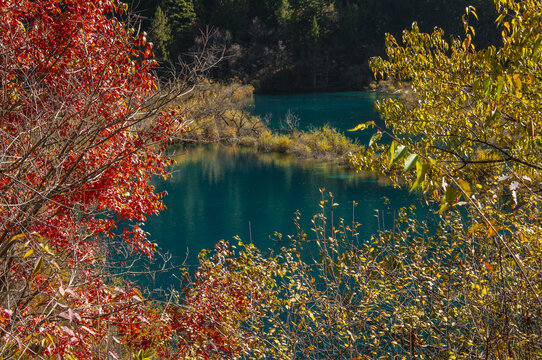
[457,179,472,198]
[403,154,418,172]
[468,223,485,234]
[368,131,382,147]
[390,144,407,167]
[487,221,497,237]
[512,73,522,89]
[348,121,374,132]
[410,161,428,192]
[133,287,144,300]
[23,249,34,259]
[9,234,25,243]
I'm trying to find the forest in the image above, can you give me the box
[135,0,499,91]
[1,0,542,359]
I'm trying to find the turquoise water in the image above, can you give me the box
[248,91,387,141]
[143,92,413,268]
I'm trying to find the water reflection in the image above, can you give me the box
[145,144,414,266]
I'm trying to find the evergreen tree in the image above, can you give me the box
[276,0,291,26]
[149,5,173,62]
[162,0,197,57]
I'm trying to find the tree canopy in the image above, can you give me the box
[139,0,499,91]
[0,0,186,357]
[346,0,542,356]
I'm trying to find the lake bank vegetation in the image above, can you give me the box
[3,0,542,359]
[169,81,364,166]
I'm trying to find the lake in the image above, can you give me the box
[143,92,413,269]
[249,91,386,135]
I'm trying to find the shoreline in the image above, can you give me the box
[170,82,370,170]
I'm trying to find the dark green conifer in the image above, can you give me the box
[149,5,172,62]
[162,0,197,58]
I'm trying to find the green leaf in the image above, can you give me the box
[438,202,450,214]
[389,141,398,166]
[445,186,458,205]
[390,144,407,167]
[368,131,382,147]
[472,79,480,92]
[33,257,43,276]
[482,77,492,96]
[410,161,428,192]
[438,186,458,214]
[348,121,374,132]
[457,179,472,198]
[403,154,419,172]
[482,77,491,92]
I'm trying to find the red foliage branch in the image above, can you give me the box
[0,0,186,357]
[171,240,276,359]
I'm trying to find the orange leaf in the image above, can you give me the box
[487,221,497,237]
[484,262,495,274]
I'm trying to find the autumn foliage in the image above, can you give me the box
[0,0,185,357]
[6,0,542,358]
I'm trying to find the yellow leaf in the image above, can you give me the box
[47,333,55,345]
[9,234,25,243]
[514,254,526,274]
[468,223,484,235]
[23,249,34,259]
[512,73,522,90]
[32,257,43,276]
[487,221,497,237]
[133,288,144,300]
[348,121,374,132]
[457,179,471,198]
